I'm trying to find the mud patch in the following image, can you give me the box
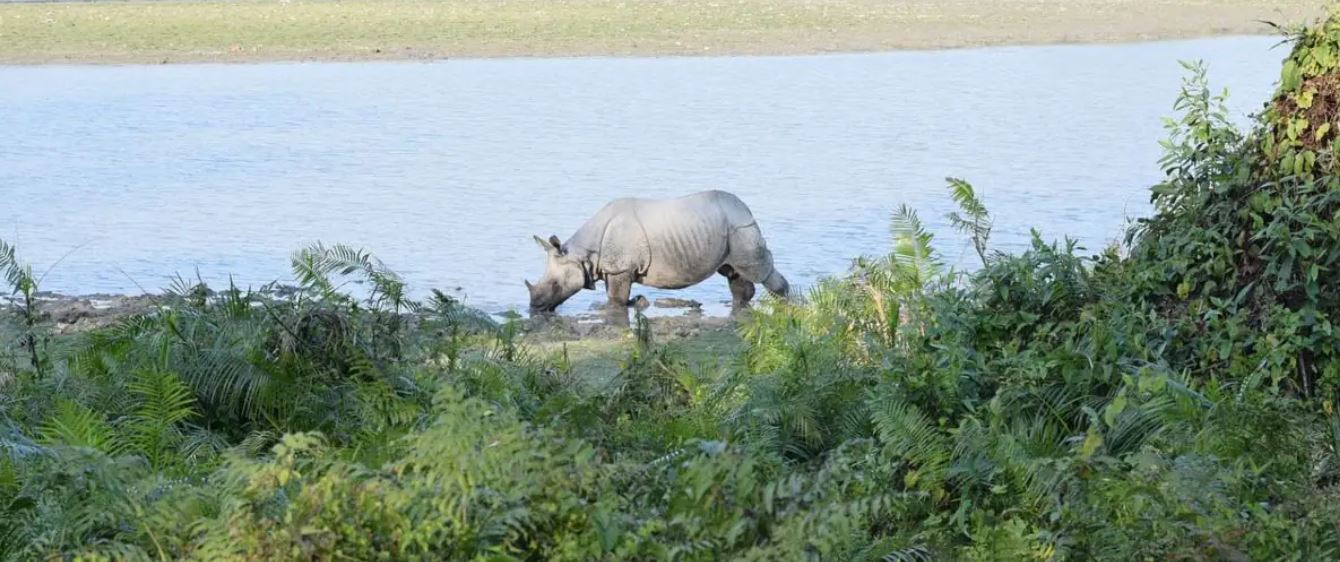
[4,291,740,343]
[2,293,160,335]
[519,310,745,388]
[654,297,703,310]
[521,310,735,343]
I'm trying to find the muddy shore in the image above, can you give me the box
[1,292,162,335]
[1,291,738,344]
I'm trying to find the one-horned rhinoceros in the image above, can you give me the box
[526,190,790,314]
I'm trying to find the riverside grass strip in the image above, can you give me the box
[0,0,1324,64]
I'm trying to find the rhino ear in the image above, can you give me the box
[533,235,555,254]
[548,235,564,254]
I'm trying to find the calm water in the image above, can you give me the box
[0,37,1285,315]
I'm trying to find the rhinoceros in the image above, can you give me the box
[526,190,790,314]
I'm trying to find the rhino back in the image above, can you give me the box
[636,191,749,288]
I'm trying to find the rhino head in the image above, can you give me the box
[526,234,588,314]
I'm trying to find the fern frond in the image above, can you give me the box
[291,243,342,298]
[0,238,35,296]
[1,423,50,461]
[179,426,230,464]
[178,344,275,420]
[943,177,993,266]
[869,393,950,491]
[126,370,197,467]
[946,177,989,223]
[427,289,498,333]
[128,370,197,429]
[889,205,941,290]
[291,243,410,310]
[38,401,126,457]
[878,545,934,562]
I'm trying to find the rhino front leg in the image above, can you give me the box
[718,265,756,309]
[604,272,633,309]
[603,273,633,327]
[725,222,789,300]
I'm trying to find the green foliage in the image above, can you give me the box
[125,369,198,470]
[888,204,942,293]
[39,400,125,457]
[945,177,994,266]
[0,238,49,377]
[1129,16,1340,398]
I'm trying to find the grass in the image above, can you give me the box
[527,320,746,388]
[0,0,1323,64]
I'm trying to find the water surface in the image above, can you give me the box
[0,37,1284,314]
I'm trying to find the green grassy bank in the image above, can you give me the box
[0,0,1323,64]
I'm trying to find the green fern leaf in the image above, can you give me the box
[889,205,941,290]
[944,177,993,266]
[38,400,126,457]
[0,238,36,296]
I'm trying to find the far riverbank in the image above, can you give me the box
[0,0,1323,65]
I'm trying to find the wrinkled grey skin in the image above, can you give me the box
[526,190,790,315]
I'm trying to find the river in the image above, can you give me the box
[0,36,1285,315]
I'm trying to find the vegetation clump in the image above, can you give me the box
[8,11,1340,562]
[1130,9,1340,399]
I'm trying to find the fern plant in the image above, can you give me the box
[125,369,197,470]
[945,177,994,267]
[291,242,411,313]
[0,239,47,377]
[38,400,125,457]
